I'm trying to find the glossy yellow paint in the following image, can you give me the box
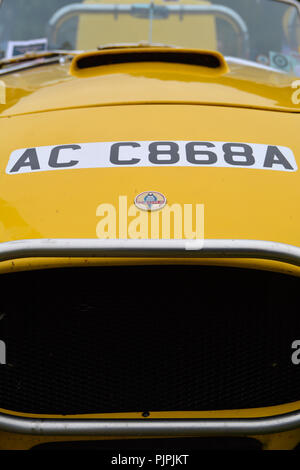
[0,49,300,449]
[0,101,300,274]
[1,57,300,116]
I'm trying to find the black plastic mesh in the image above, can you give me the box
[0,265,299,415]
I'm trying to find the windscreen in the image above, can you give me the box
[0,0,300,75]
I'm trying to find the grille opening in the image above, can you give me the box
[31,437,262,451]
[0,265,299,415]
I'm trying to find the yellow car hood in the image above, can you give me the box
[0,52,300,275]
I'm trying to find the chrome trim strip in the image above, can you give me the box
[1,411,300,436]
[225,56,285,74]
[0,239,299,267]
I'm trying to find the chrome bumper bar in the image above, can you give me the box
[1,237,300,436]
[0,238,299,267]
[1,411,300,436]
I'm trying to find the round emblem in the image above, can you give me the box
[134,191,167,211]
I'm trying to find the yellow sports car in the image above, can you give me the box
[0,0,300,451]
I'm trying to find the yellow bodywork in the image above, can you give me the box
[0,12,300,448]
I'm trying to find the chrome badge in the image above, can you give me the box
[134,191,167,212]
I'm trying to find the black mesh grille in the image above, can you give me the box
[0,265,300,415]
